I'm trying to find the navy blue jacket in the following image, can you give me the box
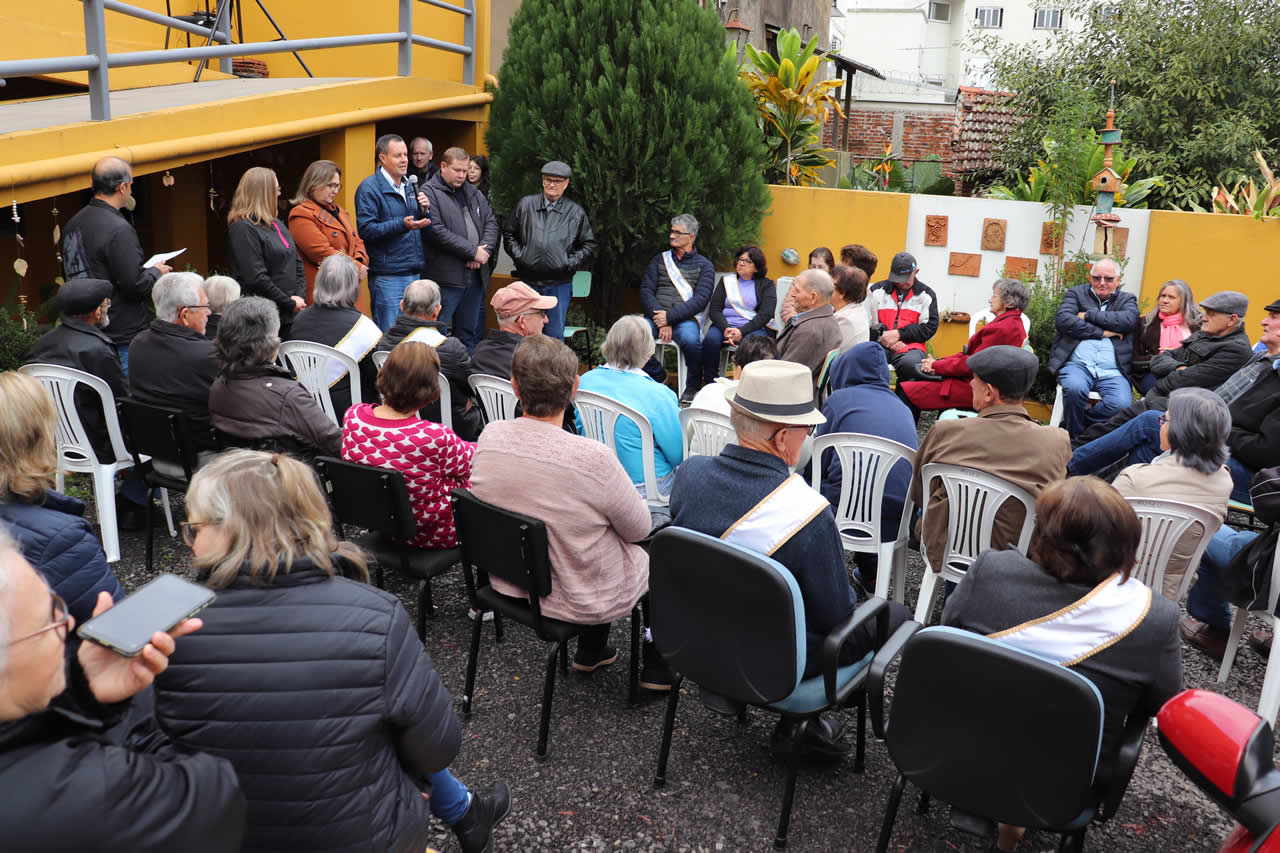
[640,248,716,325]
[818,343,919,540]
[670,446,858,678]
[0,490,123,623]
[1049,283,1139,375]
[354,171,426,276]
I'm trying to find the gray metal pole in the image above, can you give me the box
[100,0,230,42]
[109,34,409,67]
[398,0,413,76]
[216,0,233,74]
[82,0,111,121]
[410,34,471,56]
[462,0,475,84]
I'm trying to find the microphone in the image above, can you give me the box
[407,174,420,216]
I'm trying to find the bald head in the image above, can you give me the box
[91,157,133,204]
[792,268,834,313]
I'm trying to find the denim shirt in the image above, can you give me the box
[1069,290,1122,378]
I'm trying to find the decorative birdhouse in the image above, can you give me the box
[1092,100,1122,215]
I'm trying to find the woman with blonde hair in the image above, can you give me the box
[152,449,510,853]
[287,159,368,304]
[0,371,122,622]
[227,166,305,334]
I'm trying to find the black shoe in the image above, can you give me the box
[700,686,746,717]
[452,781,512,853]
[572,644,618,672]
[679,385,699,406]
[639,643,674,692]
[771,716,850,761]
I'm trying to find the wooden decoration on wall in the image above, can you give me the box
[1004,257,1039,279]
[981,218,1007,251]
[924,215,949,246]
[948,252,981,277]
[1093,225,1131,259]
[1040,222,1063,255]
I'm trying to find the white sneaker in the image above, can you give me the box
[468,608,495,622]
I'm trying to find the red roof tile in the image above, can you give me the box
[951,87,1027,174]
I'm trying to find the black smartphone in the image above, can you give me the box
[77,574,215,657]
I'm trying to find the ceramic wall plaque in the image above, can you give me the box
[1004,257,1039,279]
[981,218,1007,251]
[948,252,981,277]
[924,215,948,246]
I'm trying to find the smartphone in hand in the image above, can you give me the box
[77,574,215,657]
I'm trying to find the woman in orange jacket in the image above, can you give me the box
[287,160,370,305]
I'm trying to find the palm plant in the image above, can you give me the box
[1196,151,1280,220]
[987,131,1162,208]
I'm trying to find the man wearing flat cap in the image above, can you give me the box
[503,160,595,341]
[912,345,1071,572]
[670,360,908,759]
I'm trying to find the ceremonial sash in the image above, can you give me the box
[721,274,756,324]
[328,314,383,387]
[722,473,830,557]
[989,573,1152,666]
[662,251,709,333]
[403,326,448,348]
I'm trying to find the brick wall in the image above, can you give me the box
[823,108,957,177]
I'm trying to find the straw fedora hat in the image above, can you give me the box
[723,360,827,426]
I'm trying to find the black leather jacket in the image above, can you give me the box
[502,192,596,285]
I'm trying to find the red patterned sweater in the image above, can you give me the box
[341,403,475,548]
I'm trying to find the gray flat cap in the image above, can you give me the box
[1199,290,1248,317]
[541,160,572,178]
[968,345,1039,399]
[58,278,113,315]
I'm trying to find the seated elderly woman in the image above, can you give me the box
[470,335,667,688]
[0,371,122,623]
[208,296,340,460]
[203,274,240,341]
[703,246,777,386]
[943,476,1182,850]
[153,449,509,853]
[1131,279,1202,393]
[688,334,778,416]
[577,315,684,499]
[342,340,475,549]
[830,264,871,352]
[897,277,1029,419]
[1110,387,1232,598]
[289,253,382,423]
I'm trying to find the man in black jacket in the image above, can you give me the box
[408,137,439,185]
[502,160,596,340]
[0,533,246,851]
[61,157,172,375]
[422,147,500,354]
[471,282,556,379]
[379,278,482,440]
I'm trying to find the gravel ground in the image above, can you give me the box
[88,461,1271,853]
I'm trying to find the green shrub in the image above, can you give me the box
[0,303,40,372]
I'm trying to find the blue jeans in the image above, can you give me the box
[1227,457,1256,504]
[1068,408,1163,475]
[371,273,418,331]
[116,344,130,378]
[425,769,471,824]
[1058,363,1132,437]
[534,282,572,340]
[1186,527,1258,630]
[439,271,485,354]
[701,326,768,386]
[647,317,705,393]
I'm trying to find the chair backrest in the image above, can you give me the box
[919,463,1037,575]
[451,487,553,615]
[649,527,803,704]
[571,270,592,299]
[1124,497,1223,596]
[884,626,1104,829]
[19,363,129,467]
[278,340,360,428]
[468,374,519,424]
[679,407,735,459]
[574,389,664,503]
[809,433,916,550]
[774,276,793,330]
[371,348,453,431]
[314,456,416,542]
[116,400,200,482]
[371,349,389,370]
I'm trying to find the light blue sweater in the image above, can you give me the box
[576,367,684,486]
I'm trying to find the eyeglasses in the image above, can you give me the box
[770,424,816,441]
[541,176,568,185]
[326,181,342,190]
[670,229,692,237]
[7,592,70,647]
[516,310,547,321]
[180,521,212,546]
[182,304,211,313]
[1090,275,1118,283]
[735,258,753,265]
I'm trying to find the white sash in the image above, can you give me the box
[328,314,383,387]
[662,251,709,333]
[722,473,830,557]
[721,273,756,323]
[989,574,1152,666]
[403,326,448,348]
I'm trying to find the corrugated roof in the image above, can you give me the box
[951,86,1027,174]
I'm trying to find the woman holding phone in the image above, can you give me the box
[152,449,510,853]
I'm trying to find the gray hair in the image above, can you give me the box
[204,275,241,314]
[402,279,441,317]
[992,277,1031,312]
[1144,278,1204,327]
[601,315,655,370]
[730,407,778,443]
[410,137,433,154]
[313,254,361,308]
[0,525,16,667]
[152,272,205,322]
[671,214,699,238]
[1166,388,1231,475]
[795,268,834,303]
[1091,256,1120,278]
[215,296,281,376]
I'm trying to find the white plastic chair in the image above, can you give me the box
[278,340,361,428]
[808,433,916,603]
[372,348,455,432]
[914,463,1037,623]
[1217,545,1280,726]
[371,349,389,370]
[1123,497,1221,599]
[773,276,793,332]
[1048,385,1103,428]
[468,374,519,424]
[574,389,669,506]
[20,364,173,564]
[653,341,688,395]
[680,407,735,459]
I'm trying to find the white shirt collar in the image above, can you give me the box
[380,167,405,191]
[603,362,650,378]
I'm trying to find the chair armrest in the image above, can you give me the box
[822,596,887,707]
[868,620,923,740]
[1099,711,1151,820]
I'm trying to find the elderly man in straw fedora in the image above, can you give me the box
[669,359,909,760]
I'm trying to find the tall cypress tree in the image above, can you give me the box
[486,0,771,323]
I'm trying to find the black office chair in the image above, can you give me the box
[647,527,891,849]
[451,487,642,758]
[868,624,1150,853]
[116,400,200,572]
[314,457,460,640]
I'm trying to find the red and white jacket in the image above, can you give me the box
[868,278,940,353]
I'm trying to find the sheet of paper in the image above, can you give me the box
[143,248,186,269]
